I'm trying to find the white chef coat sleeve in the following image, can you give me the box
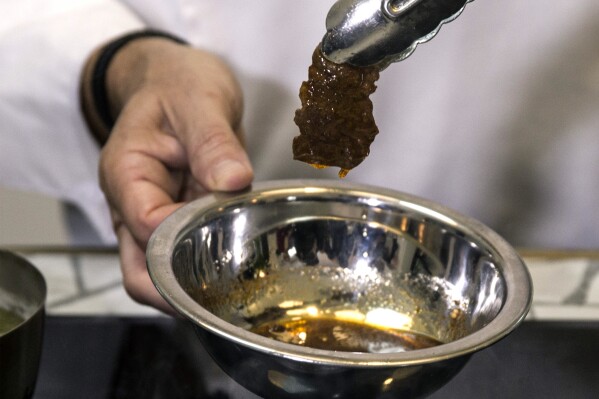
[0,1,145,244]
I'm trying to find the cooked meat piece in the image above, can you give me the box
[293,46,381,177]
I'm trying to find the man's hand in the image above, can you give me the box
[82,37,253,313]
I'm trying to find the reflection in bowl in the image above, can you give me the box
[147,180,532,399]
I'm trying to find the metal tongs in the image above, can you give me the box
[321,0,474,69]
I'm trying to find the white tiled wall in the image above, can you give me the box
[17,251,599,320]
[525,255,599,320]
[24,252,161,317]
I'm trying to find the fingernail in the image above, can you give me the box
[210,159,253,191]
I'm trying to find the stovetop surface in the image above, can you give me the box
[33,316,599,399]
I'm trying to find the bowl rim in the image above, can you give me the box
[147,179,533,367]
[0,250,47,337]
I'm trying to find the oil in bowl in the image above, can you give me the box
[251,314,441,353]
[0,306,24,336]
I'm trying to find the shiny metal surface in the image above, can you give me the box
[0,250,47,399]
[147,180,532,399]
[321,0,474,68]
[382,0,424,18]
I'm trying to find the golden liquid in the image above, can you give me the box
[0,307,24,335]
[251,315,441,353]
[309,164,349,178]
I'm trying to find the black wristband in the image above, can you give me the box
[91,29,189,130]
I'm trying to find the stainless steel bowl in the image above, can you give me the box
[147,180,532,399]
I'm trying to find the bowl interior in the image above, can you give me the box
[169,187,508,353]
[0,251,46,336]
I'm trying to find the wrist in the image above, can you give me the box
[80,30,188,146]
[106,37,186,118]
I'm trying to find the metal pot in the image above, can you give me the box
[0,250,47,399]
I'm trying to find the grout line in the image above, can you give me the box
[562,261,599,305]
[71,253,87,294]
[47,280,123,309]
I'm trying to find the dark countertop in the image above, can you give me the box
[34,316,599,399]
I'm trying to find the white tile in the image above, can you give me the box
[75,253,122,291]
[525,258,590,304]
[587,265,599,305]
[533,304,599,321]
[48,283,162,316]
[24,254,78,305]
[524,307,536,320]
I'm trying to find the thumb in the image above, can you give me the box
[185,118,254,191]
[159,48,253,191]
[168,84,254,191]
